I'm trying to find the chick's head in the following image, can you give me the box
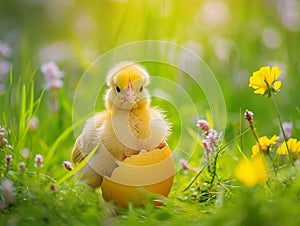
[105,62,150,110]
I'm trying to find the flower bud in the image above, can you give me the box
[197,119,210,131]
[63,160,74,171]
[244,110,254,123]
[34,154,44,168]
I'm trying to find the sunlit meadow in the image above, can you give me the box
[1,0,300,225]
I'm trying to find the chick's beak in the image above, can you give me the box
[125,81,136,103]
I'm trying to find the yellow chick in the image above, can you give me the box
[72,61,171,188]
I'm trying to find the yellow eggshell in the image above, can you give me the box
[101,143,174,208]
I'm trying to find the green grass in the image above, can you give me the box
[1,0,300,225]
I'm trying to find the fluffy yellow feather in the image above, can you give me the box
[72,62,171,188]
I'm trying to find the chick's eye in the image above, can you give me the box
[116,86,121,93]
[139,86,143,92]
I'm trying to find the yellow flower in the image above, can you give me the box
[249,66,282,97]
[277,138,300,158]
[235,153,268,187]
[252,135,279,156]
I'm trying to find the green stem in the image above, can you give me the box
[270,153,279,176]
[209,152,218,188]
[239,108,243,151]
[25,170,55,182]
[5,166,9,176]
[267,152,277,176]
[271,96,294,166]
[250,122,261,148]
[36,168,39,185]
[267,152,273,162]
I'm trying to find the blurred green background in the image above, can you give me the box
[1,0,299,130]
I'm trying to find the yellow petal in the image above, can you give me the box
[264,69,274,86]
[254,88,266,95]
[268,135,279,146]
[253,71,264,78]
[271,66,282,80]
[296,141,300,153]
[288,138,297,154]
[252,144,260,156]
[259,136,268,143]
[253,71,265,81]
[249,76,258,87]
[250,81,265,88]
[235,159,258,187]
[235,154,268,187]
[252,154,268,184]
[259,66,271,78]
[250,72,264,84]
[277,142,288,155]
[273,81,281,91]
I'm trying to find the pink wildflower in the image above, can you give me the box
[202,139,212,156]
[46,79,63,89]
[19,162,26,170]
[0,127,8,149]
[279,122,293,140]
[244,110,254,124]
[197,119,210,131]
[41,62,64,90]
[5,154,12,168]
[50,184,57,191]
[0,128,4,138]
[28,116,39,131]
[20,147,30,159]
[34,154,44,168]
[202,129,219,145]
[0,41,11,58]
[179,159,191,173]
[1,179,15,205]
[0,60,10,79]
[197,119,220,157]
[63,160,74,171]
